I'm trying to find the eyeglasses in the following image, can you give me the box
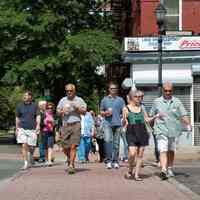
[110,88,118,90]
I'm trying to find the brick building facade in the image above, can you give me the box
[110,0,200,145]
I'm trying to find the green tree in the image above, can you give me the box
[0,0,120,109]
[0,86,24,129]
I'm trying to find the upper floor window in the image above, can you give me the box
[164,0,180,31]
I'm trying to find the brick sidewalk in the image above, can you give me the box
[0,157,198,200]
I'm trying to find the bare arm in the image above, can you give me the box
[36,115,41,134]
[100,110,112,117]
[15,117,20,135]
[91,126,96,137]
[56,107,62,115]
[181,116,192,131]
[76,106,87,115]
[72,98,87,115]
[56,98,65,117]
[122,107,128,127]
[57,107,64,116]
[181,116,190,125]
[100,110,106,117]
[144,111,157,123]
[178,101,191,129]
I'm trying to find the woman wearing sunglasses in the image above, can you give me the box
[123,90,157,181]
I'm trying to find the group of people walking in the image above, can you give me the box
[15,81,191,181]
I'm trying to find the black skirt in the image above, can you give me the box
[126,124,149,147]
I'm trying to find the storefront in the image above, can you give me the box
[122,36,200,146]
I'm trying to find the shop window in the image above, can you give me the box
[164,0,179,31]
[194,102,200,123]
[194,76,200,83]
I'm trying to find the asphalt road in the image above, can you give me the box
[0,145,20,154]
[174,160,200,196]
[0,159,23,181]
[0,145,22,181]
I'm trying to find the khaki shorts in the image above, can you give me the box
[17,128,37,146]
[156,135,176,152]
[60,122,81,149]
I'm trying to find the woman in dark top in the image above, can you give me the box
[123,90,157,181]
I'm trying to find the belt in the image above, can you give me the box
[63,122,80,126]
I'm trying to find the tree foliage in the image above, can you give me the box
[0,86,24,129]
[0,0,120,107]
[0,0,121,127]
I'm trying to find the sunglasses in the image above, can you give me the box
[134,95,141,98]
[47,107,53,109]
[164,90,172,92]
[66,90,73,92]
[110,88,118,90]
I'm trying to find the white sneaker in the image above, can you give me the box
[47,161,53,167]
[167,168,175,177]
[113,163,119,169]
[45,161,53,167]
[106,162,112,169]
[21,161,29,170]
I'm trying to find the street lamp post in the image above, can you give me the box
[155,2,167,96]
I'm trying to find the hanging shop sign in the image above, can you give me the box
[124,36,200,52]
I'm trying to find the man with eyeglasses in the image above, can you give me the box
[57,83,87,174]
[150,82,191,180]
[100,82,125,169]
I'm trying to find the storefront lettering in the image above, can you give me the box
[180,39,200,49]
[125,37,200,51]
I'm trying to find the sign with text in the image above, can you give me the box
[124,36,200,51]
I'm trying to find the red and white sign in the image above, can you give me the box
[179,39,200,49]
[124,36,200,51]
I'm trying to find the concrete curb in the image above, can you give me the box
[0,169,26,190]
[147,164,200,200]
[168,178,200,200]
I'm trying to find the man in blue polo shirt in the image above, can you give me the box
[100,82,125,169]
[16,91,40,170]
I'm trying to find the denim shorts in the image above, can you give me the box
[42,132,54,148]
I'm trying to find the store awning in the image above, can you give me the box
[131,64,193,86]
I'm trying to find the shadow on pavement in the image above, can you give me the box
[175,172,190,178]
[75,168,91,173]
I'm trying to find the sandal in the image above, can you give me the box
[68,166,76,175]
[124,172,134,180]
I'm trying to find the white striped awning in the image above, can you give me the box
[131,63,193,86]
